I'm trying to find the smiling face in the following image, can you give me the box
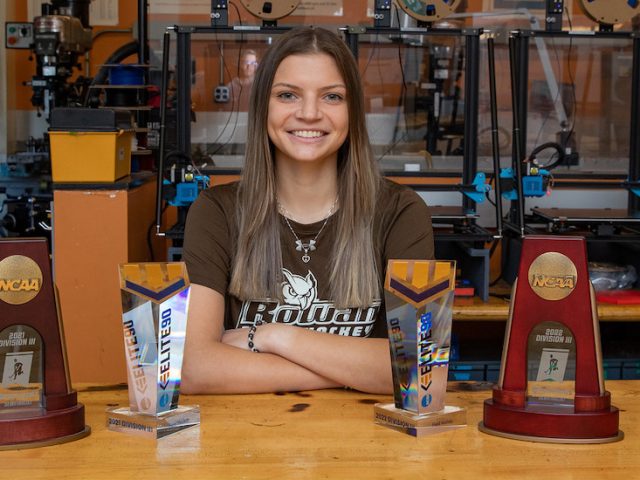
[267,53,349,168]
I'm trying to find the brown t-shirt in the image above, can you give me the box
[182,179,434,338]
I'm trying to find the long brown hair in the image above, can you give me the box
[228,27,381,308]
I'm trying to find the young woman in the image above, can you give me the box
[181,27,434,394]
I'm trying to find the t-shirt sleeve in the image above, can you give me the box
[383,187,434,263]
[181,189,232,296]
[371,185,434,339]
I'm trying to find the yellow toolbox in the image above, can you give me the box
[49,130,133,183]
[49,108,133,183]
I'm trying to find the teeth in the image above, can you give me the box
[291,130,324,138]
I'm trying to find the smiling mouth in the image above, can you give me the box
[290,130,327,139]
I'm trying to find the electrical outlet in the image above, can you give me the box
[214,85,230,103]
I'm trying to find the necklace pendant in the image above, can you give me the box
[302,254,311,263]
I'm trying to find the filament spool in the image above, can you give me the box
[579,0,639,26]
[395,0,462,23]
[241,1,301,21]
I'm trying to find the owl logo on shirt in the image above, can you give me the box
[282,269,317,311]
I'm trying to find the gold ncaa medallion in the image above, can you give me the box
[528,252,577,301]
[0,255,44,305]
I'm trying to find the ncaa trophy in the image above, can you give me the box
[480,236,622,443]
[374,259,466,436]
[107,262,200,439]
[0,238,90,449]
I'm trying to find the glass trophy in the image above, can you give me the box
[374,259,466,436]
[0,238,90,449]
[107,262,200,439]
[480,236,622,443]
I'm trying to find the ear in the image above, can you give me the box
[306,271,316,288]
[282,269,295,285]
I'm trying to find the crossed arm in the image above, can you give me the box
[180,284,393,395]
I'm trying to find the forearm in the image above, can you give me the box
[181,340,339,394]
[259,325,394,394]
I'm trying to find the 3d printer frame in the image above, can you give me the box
[340,26,497,243]
[505,29,640,242]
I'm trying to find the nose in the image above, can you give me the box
[296,96,322,121]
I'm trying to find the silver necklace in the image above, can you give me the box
[278,198,338,264]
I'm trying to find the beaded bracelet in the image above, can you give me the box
[247,319,264,352]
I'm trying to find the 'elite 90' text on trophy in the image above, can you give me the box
[375,260,466,436]
[107,262,200,439]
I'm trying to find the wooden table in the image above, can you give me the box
[4,382,639,479]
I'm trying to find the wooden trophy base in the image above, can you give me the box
[0,403,90,450]
[480,399,623,444]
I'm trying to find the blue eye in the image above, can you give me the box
[276,91,297,101]
[324,93,344,103]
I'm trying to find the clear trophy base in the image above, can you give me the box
[106,405,200,439]
[374,403,466,437]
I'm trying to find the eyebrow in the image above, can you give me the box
[271,82,347,91]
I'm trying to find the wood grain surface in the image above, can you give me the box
[3,381,639,479]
